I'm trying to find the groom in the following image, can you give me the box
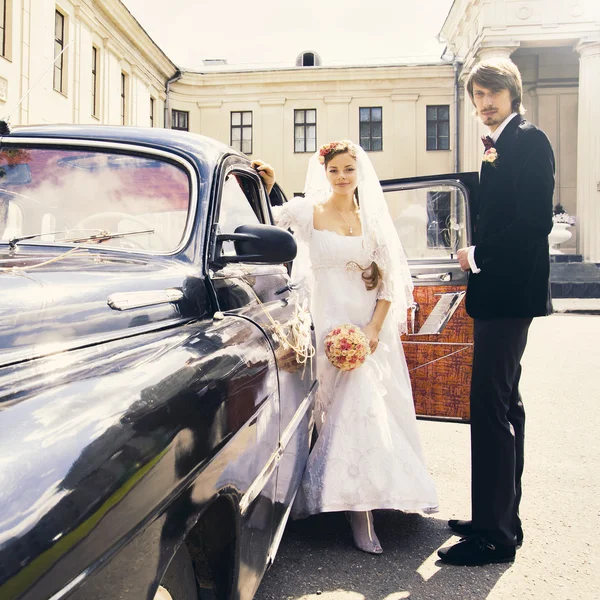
[437,58,555,565]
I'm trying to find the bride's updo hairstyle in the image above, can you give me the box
[319,140,382,291]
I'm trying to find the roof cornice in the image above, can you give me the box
[91,0,177,77]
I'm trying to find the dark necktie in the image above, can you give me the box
[481,135,494,151]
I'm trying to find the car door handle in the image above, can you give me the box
[275,282,299,295]
[412,272,452,282]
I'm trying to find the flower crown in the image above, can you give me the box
[318,140,354,164]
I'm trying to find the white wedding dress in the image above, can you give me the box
[274,197,439,519]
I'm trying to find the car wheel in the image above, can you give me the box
[155,544,198,600]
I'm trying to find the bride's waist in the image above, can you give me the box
[312,262,370,271]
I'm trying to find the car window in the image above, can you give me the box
[0,146,192,253]
[384,184,468,259]
[218,172,262,256]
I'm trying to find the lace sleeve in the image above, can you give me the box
[271,196,314,242]
[377,267,395,302]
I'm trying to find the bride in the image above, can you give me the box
[253,141,438,554]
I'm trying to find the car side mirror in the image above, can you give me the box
[211,224,297,268]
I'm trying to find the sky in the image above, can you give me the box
[121,0,456,71]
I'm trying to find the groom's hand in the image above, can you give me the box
[457,248,470,271]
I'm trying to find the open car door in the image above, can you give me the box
[381,173,479,422]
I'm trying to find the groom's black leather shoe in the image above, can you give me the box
[448,519,524,546]
[437,535,516,566]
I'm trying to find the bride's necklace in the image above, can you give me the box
[330,201,360,234]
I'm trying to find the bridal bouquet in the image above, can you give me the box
[324,324,371,371]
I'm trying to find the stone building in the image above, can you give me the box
[0,0,598,260]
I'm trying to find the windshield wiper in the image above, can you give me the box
[7,228,154,249]
[62,229,155,244]
[8,231,68,249]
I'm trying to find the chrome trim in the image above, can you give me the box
[239,441,280,516]
[47,571,89,600]
[413,272,452,282]
[0,137,199,257]
[107,289,184,310]
[279,380,318,451]
[224,165,272,222]
[239,380,317,516]
[267,487,297,566]
[266,382,318,562]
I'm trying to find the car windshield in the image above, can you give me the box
[0,146,192,253]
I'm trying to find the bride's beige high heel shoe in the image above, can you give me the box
[346,511,383,555]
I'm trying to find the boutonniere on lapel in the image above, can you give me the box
[481,135,498,166]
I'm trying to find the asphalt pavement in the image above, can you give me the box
[255,312,600,600]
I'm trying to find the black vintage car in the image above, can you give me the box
[0,126,317,600]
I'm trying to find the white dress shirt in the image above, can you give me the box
[467,112,519,274]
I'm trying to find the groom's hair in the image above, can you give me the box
[466,58,525,115]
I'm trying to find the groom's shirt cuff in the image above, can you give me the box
[468,246,481,273]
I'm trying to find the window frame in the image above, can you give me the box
[294,109,317,153]
[0,0,7,58]
[91,46,99,118]
[0,139,199,258]
[426,105,450,151]
[171,109,189,131]
[53,9,65,94]
[230,111,253,155]
[120,72,128,126]
[359,107,383,152]
[150,97,155,128]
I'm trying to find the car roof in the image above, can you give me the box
[3,124,241,164]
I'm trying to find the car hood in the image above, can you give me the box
[0,247,198,367]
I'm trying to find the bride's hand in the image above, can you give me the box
[362,322,381,354]
[251,160,275,194]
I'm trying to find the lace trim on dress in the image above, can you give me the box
[271,196,314,242]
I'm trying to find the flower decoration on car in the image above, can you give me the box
[552,204,576,226]
[324,323,371,371]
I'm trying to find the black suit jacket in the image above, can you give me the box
[466,116,555,319]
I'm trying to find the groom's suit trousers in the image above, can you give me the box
[470,317,532,546]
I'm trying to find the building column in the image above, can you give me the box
[391,94,419,177]
[460,44,519,172]
[324,96,352,141]
[575,40,600,262]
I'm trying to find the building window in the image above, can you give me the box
[0,0,7,57]
[91,46,98,117]
[426,105,450,151]
[172,109,189,131]
[53,10,65,93]
[359,107,382,151]
[150,97,155,127]
[294,109,316,153]
[295,51,322,67]
[120,72,128,125]
[230,111,252,154]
